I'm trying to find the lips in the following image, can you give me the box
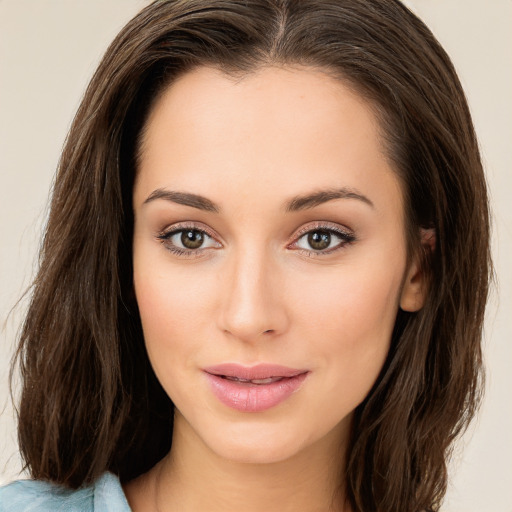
[203,363,309,412]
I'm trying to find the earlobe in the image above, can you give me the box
[400,228,435,312]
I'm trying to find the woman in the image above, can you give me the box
[0,0,491,511]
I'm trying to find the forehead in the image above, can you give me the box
[139,65,385,162]
[135,65,403,220]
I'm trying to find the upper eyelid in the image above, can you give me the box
[291,221,354,239]
[159,220,352,235]
[159,221,219,240]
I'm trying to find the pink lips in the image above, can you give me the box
[203,363,309,412]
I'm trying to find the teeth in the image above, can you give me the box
[223,376,284,384]
[225,376,251,382]
[251,378,279,384]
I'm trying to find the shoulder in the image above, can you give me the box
[0,478,93,512]
[0,472,131,512]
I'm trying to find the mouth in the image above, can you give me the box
[204,363,307,380]
[217,375,288,385]
[203,363,309,412]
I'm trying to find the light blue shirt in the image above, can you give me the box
[0,472,131,511]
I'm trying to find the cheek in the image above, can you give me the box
[288,258,404,396]
[133,252,198,375]
[133,249,227,399]
[134,272,206,415]
[134,265,209,348]
[136,273,208,326]
[292,263,402,345]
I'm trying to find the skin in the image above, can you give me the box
[125,66,427,512]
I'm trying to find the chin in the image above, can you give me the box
[196,416,327,466]
[214,435,307,465]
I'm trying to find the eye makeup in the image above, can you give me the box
[156,221,222,259]
[287,221,356,258]
[156,220,356,259]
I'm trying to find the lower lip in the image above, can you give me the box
[204,372,309,413]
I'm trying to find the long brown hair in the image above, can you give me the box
[12,1,491,511]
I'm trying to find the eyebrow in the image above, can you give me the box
[285,187,374,212]
[143,189,220,213]
[143,186,374,213]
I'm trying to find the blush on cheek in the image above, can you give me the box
[301,275,399,337]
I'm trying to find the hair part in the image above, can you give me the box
[13,1,491,511]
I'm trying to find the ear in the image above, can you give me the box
[400,228,436,312]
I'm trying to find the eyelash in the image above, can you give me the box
[156,221,356,259]
[288,222,356,257]
[156,222,220,259]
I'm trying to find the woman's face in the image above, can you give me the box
[132,66,424,464]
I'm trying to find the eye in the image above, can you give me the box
[157,224,221,256]
[290,224,355,255]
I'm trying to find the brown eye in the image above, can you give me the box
[307,231,331,250]
[158,226,221,255]
[181,229,204,249]
[293,225,355,254]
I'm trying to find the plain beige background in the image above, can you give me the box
[1,1,511,510]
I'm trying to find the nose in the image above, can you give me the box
[217,247,289,343]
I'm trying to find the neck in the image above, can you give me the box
[149,413,351,512]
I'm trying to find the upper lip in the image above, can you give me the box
[203,363,308,380]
